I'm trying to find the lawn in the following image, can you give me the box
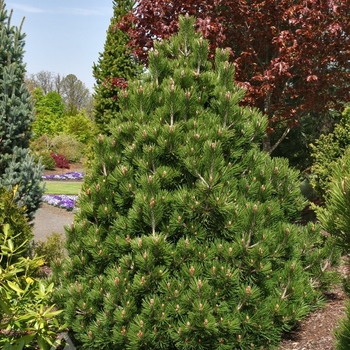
[44,181,82,195]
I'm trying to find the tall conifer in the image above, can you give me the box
[93,0,139,133]
[53,16,338,349]
[0,0,43,220]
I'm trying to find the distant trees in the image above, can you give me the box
[0,1,44,220]
[125,0,350,153]
[26,71,92,116]
[61,74,90,115]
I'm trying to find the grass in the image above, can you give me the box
[44,181,82,195]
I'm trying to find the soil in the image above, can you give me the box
[34,164,349,350]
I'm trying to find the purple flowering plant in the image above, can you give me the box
[42,195,78,211]
[42,171,84,181]
[42,172,84,210]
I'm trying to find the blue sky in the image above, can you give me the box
[7,1,114,92]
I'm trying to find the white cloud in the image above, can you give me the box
[8,3,45,13]
[59,7,109,16]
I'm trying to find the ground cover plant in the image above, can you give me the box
[52,16,339,349]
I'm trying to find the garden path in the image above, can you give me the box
[32,203,74,242]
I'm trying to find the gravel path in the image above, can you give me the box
[32,203,74,242]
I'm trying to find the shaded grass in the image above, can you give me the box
[44,181,82,195]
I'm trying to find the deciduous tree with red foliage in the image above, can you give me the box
[123,0,350,152]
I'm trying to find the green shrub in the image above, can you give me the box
[0,186,33,266]
[0,188,65,348]
[313,148,350,350]
[63,112,98,144]
[314,148,350,251]
[310,107,350,198]
[52,16,339,349]
[51,133,84,162]
[37,150,56,170]
[31,232,66,266]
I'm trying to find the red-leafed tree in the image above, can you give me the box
[123,0,350,152]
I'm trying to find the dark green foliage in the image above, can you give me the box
[93,0,140,133]
[314,150,350,350]
[310,107,350,198]
[314,148,350,252]
[53,16,338,349]
[271,110,340,173]
[0,1,44,220]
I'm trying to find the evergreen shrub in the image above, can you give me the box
[313,149,350,349]
[310,107,350,198]
[53,16,339,349]
[0,1,44,221]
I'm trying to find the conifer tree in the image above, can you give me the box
[93,0,140,133]
[53,15,338,349]
[0,0,43,221]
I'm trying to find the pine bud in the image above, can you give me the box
[189,266,195,276]
[198,280,203,290]
[246,286,251,295]
[137,330,143,339]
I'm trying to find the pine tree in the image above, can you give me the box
[0,0,44,221]
[93,0,140,134]
[53,15,338,349]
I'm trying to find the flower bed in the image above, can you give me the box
[42,195,78,211]
[42,171,84,181]
[42,172,84,210]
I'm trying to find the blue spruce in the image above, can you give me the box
[0,0,44,221]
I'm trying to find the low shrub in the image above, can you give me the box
[36,150,56,170]
[51,134,84,162]
[31,232,66,266]
[0,186,33,266]
[50,153,70,169]
[0,187,65,348]
[310,107,350,198]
